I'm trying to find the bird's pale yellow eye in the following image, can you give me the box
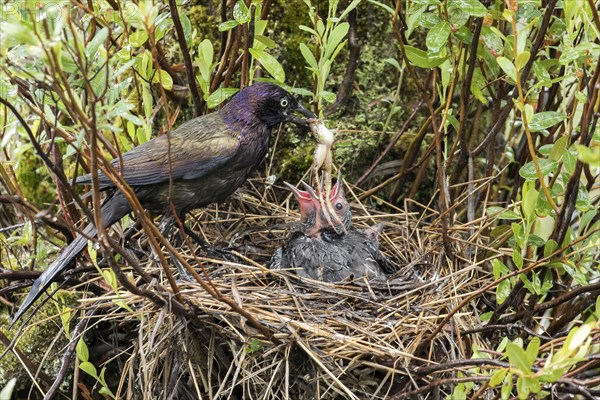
[280,98,289,108]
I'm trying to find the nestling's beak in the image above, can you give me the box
[300,181,319,200]
[283,181,313,203]
[327,174,344,200]
[284,181,318,220]
[285,102,317,127]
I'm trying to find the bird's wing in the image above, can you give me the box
[76,132,240,187]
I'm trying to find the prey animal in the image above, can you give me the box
[12,82,316,324]
[271,175,394,282]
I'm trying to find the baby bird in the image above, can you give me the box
[271,176,393,282]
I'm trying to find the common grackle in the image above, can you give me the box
[271,176,394,282]
[12,82,315,325]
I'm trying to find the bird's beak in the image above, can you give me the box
[285,102,317,127]
[284,181,318,219]
[284,181,314,203]
[325,174,344,200]
[300,181,319,200]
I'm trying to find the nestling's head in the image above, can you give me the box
[226,82,316,128]
[284,181,320,235]
[284,175,352,237]
[318,174,352,232]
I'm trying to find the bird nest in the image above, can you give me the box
[73,177,494,399]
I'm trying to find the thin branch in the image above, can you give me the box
[168,0,203,115]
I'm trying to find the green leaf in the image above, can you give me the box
[576,185,591,212]
[549,136,568,161]
[142,85,153,120]
[108,101,143,126]
[254,34,277,49]
[512,248,523,269]
[559,47,579,64]
[481,26,504,56]
[516,376,531,399]
[496,279,511,304]
[384,57,402,71]
[527,235,546,247]
[197,39,214,84]
[366,0,395,15]
[519,159,558,180]
[153,70,173,90]
[180,13,192,42]
[532,61,551,82]
[155,16,172,42]
[501,372,513,400]
[206,87,238,108]
[138,1,158,28]
[317,20,325,37]
[102,269,117,289]
[511,222,524,247]
[233,0,250,24]
[515,51,530,71]
[489,369,508,387]
[76,338,89,362]
[498,210,521,220]
[543,239,558,258]
[426,21,450,53]
[339,0,362,20]
[419,12,442,29]
[576,144,600,167]
[492,259,508,279]
[324,22,349,60]
[98,387,115,398]
[497,56,517,81]
[506,342,533,372]
[447,0,487,17]
[525,337,540,365]
[249,49,285,82]
[563,150,576,174]
[79,361,98,379]
[219,20,240,31]
[129,30,149,48]
[521,185,538,222]
[480,311,493,321]
[299,43,318,70]
[528,111,567,132]
[404,46,447,68]
[497,336,509,352]
[320,90,337,103]
[299,24,318,35]
[86,27,109,58]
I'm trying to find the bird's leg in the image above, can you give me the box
[182,224,210,250]
[181,224,236,260]
[157,214,195,282]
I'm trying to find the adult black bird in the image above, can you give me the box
[12,82,315,325]
[271,176,394,282]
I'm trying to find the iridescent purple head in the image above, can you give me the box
[223,82,315,129]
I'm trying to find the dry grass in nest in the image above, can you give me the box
[74,176,497,399]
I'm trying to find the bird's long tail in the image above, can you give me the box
[10,223,96,326]
[11,192,130,326]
